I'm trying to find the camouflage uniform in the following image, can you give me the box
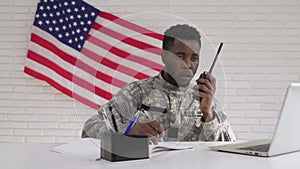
[82,72,236,141]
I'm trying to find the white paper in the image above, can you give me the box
[150,142,194,153]
[51,138,101,161]
[51,138,193,161]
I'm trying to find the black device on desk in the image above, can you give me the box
[101,106,149,162]
[194,42,223,102]
[101,132,149,162]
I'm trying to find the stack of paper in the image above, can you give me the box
[52,138,194,161]
[150,142,193,153]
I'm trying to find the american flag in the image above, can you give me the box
[24,0,164,109]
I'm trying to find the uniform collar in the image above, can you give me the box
[153,70,192,94]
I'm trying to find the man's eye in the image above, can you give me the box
[177,55,184,59]
[192,56,199,62]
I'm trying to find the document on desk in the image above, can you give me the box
[150,142,194,153]
[51,138,193,160]
[51,138,101,161]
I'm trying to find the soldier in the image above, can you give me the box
[82,24,236,144]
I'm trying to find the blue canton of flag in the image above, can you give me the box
[34,0,99,51]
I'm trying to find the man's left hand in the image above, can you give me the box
[193,71,216,122]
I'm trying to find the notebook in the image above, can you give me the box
[52,138,193,160]
[150,142,193,153]
[210,83,300,157]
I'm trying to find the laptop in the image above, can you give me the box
[210,83,300,157]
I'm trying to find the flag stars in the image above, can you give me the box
[34,0,99,51]
[58,1,62,7]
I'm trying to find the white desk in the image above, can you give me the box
[1,142,299,169]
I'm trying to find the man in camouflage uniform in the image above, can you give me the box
[82,24,236,143]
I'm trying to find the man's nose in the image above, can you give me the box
[183,59,192,69]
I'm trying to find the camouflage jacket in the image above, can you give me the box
[82,72,236,141]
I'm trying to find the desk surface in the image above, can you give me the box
[1,142,299,169]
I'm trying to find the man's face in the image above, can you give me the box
[163,39,200,87]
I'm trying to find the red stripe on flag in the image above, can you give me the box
[99,11,164,41]
[30,33,127,88]
[86,35,164,71]
[24,67,100,109]
[92,22,162,56]
[81,48,150,80]
[27,50,114,100]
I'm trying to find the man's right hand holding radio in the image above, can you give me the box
[193,71,216,122]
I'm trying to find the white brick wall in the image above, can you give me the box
[0,0,299,143]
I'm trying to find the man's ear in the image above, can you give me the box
[161,50,167,65]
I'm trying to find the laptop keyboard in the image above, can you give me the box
[239,143,270,152]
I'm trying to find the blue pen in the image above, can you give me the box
[123,111,140,135]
